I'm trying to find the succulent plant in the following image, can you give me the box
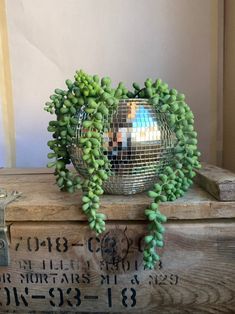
[44,70,201,269]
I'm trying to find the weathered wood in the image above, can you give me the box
[0,222,234,313]
[0,168,235,313]
[0,172,235,222]
[196,162,235,201]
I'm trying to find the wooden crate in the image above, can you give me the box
[0,167,235,313]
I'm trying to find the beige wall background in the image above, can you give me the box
[0,0,16,167]
[0,0,231,169]
[223,0,235,172]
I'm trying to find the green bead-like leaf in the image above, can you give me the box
[159,174,167,183]
[133,82,140,90]
[155,240,164,247]
[83,120,93,128]
[144,235,154,244]
[96,213,106,220]
[155,212,167,223]
[82,196,90,203]
[150,202,159,210]
[57,177,64,187]
[148,191,159,198]
[56,161,65,170]
[160,104,169,112]
[89,220,96,229]
[145,87,153,98]
[114,88,122,98]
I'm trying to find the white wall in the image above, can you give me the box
[3,0,219,167]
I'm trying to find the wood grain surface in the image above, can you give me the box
[196,162,235,201]
[0,168,235,313]
[0,170,235,222]
[0,222,234,313]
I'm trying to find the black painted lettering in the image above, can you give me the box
[6,273,11,284]
[20,274,26,284]
[148,275,154,285]
[58,288,64,307]
[148,273,179,285]
[15,236,23,251]
[130,288,137,307]
[61,260,69,270]
[122,260,130,272]
[43,273,49,284]
[49,288,64,307]
[49,288,56,307]
[61,273,69,284]
[100,275,109,285]
[27,237,39,252]
[109,261,119,272]
[138,236,144,252]
[82,273,90,284]
[70,260,79,271]
[19,260,32,270]
[56,237,68,252]
[158,260,163,270]
[73,274,80,284]
[121,288,136,308]
[0,273,11,284]
[74,288,81,307]
[130,274,140,285]
[102,236,116,256]
[21,273,48,284]
[66,288,73,307]
[88,237,101,252]
[170,274,179,285]
[4,287,11,306]
[66,288,82,307]
[100,260,105,271]
[13,287,28,307]
[30,273,39,284]
[50,260,59,270]
[159,274,167,285]
[107,288,112,308]
[134,260,138,271]
[46,237,53,252]
[49,273,58,284]
[121,288,128,307]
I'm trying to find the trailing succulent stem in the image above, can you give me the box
[45,70,201,269]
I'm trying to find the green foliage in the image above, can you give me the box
[44,69,201,269]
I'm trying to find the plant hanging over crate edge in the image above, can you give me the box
[44,70,201,269]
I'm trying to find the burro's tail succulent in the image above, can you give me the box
[44,70,201,269]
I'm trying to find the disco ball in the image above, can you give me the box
[69,99,176,195]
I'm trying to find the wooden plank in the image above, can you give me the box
[196,162,235,201]
[0,221,234,313]
[0,166,73,175]
[0,167,53,175]
[0,173,235,221]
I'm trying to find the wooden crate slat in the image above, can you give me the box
[0,167,235,313]
[0,222,234,312]
[196,162,235,201]
[1,172,235,221]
